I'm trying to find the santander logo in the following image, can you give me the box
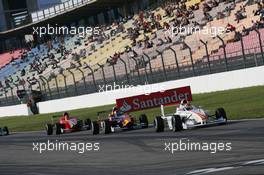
[120,101,132,112]
[117,86,192,112]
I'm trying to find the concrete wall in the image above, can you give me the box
[1,65,264,116]
[0,104,31,117]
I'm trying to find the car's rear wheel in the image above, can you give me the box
[172,115,183,132]
[46,124,53,135]
[139,114,148,128]
[154,116,164,132]
[77,120,83,129]
[85,118,92,130]
[91,121,99,135]
[215,108,227,123]
[55,123,62,135]
[3,126,9,135]
[102,120,111,134]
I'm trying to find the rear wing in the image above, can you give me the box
[161,105,165,117]
[160,104,179,117]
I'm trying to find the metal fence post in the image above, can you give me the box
[27,79,33,90]
[87,65,97,91]
[68,69,78,95]
[254,29,264,64]
[35,78,42,92]
[97,64,106,86]
[76,67,87,89]
[200,39,211,73]
[130,57,141,83]
[54,75,60,98]
[38,77,47,96]
[61,72,68,96]
[141,56,149,83]
[3,87,8,104]
[156,50,168,81]
[119,58,130,84]
[216,35,228,71]
[10,87,16,104]
[183,42,195,76]
[240,35,246,68]
[143,52,153,82]
[21,81,26,91]
[168,46,180,77]
[40,76,52,99]
[15,85,20,104]
[112,64,117,83]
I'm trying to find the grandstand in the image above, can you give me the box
[0,0,264,107]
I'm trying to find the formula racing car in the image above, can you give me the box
[0,126,9,136]
[154,100,227,132]
[90,106,149,135]
[45,112,91,135]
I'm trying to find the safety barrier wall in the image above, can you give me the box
[37,65,264,114]
[0,104,31,117]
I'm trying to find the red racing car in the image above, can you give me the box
[45,112,91,135]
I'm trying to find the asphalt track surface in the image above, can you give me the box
[0,119,264,175]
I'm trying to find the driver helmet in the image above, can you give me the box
[111,106,118,115]
[186,101,191,107]
[181,99,190,107]
[63,112,69,120]
[180,99,188,105]
[112,106,118,111]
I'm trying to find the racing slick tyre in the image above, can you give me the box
[91,121,99,135]
[46,124,53,135]
[55,123,62,135]
[84,118,92,130]
[3,126,9,135]
[139,114,149,128]
[154,116,164,132]
[215,108,227,124]
[76,120,83,129]
[102,120,111,134]
[172,115,183,132]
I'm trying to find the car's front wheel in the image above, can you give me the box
[172,115,183,132]
[91,121,99,135]
[46,124,53,135]
[215,108,227,124]
[154,116,164,132]
[55,123,62,135]
[102,120,111,134]
[2,126,9,135]
[139,114,149,128]
[84,118,92,130]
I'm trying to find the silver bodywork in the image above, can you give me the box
[160,105,227,130]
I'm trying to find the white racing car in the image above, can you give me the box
[154,100,227,132]
[0,126,9,136]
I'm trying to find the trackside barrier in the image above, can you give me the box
[37,65,264,114]
[0,104,32,118]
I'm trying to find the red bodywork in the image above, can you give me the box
[58,116,79,131]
